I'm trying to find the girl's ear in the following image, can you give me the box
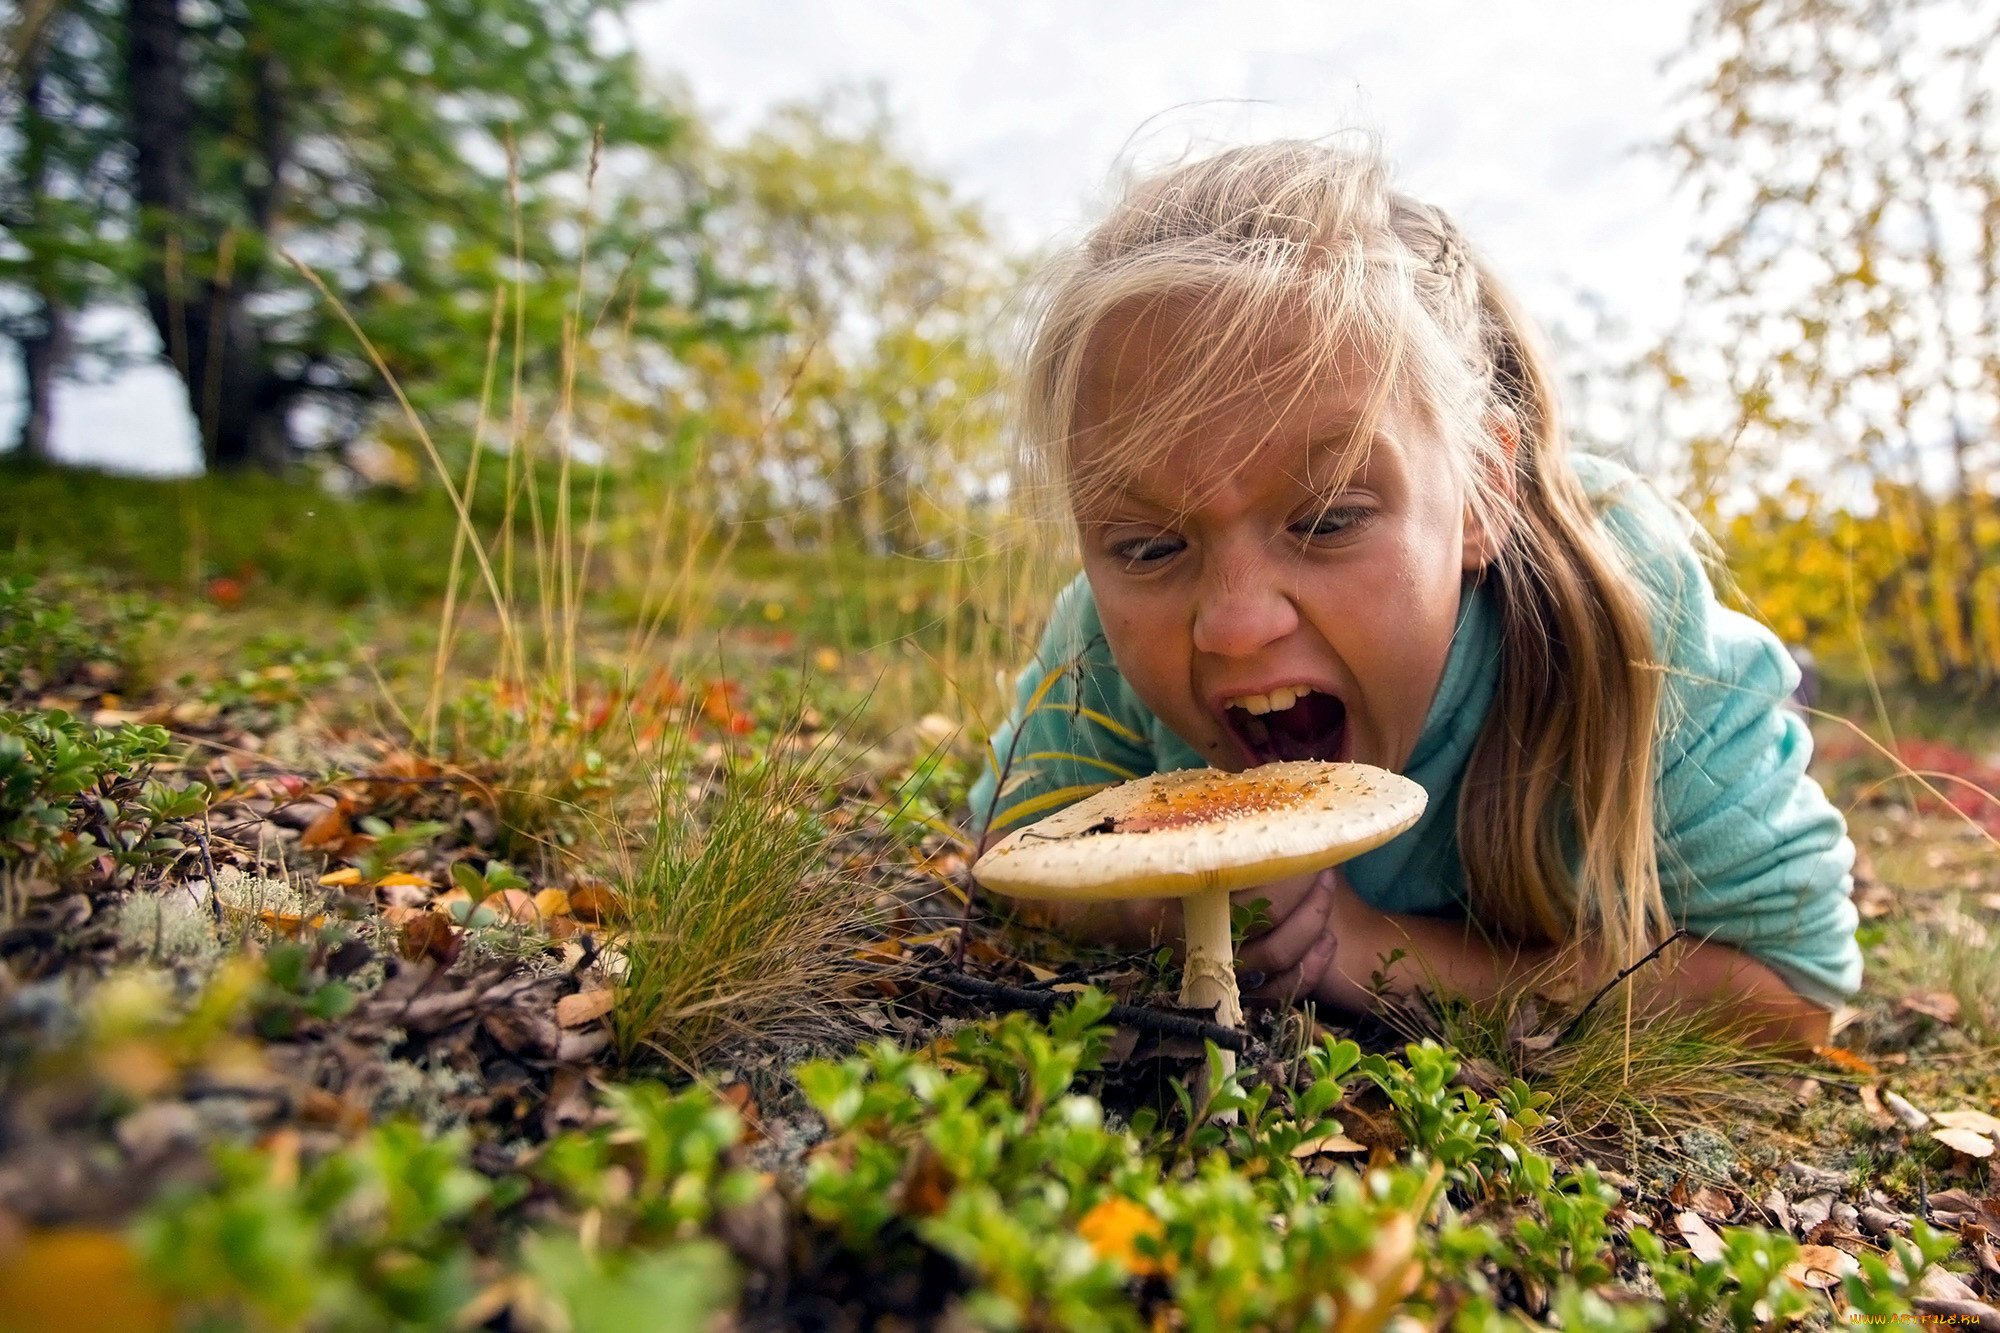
[1460,409,1521,572]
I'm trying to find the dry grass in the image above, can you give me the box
[1376,956,1791,1155]
[605,707,889,1070]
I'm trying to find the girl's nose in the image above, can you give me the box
[1190,565,1299,659]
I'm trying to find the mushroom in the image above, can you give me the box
[973,760,1426,1076]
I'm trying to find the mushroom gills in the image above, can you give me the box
[1235,691,1347,763]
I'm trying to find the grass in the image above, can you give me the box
[606,703,895,1070]
[1373,966,1790,1159]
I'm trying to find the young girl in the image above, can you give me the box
[968,136,1860,1052]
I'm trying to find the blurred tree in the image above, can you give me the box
[1661,0,2000,686]
[104,0,750,472]
[0,0,131,461]
[707,87,1007,553]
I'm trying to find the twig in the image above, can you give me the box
[919,966,1248,1053]
[1556,929,1690,1046]
[192,818,226,925]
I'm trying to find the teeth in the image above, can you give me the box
[1228,684,1313,716]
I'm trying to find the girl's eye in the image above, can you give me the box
[1292,505,1369,542]
[1109,534,1184,568]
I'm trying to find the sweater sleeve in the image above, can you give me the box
[966,574,1159,846]
[1593,470,1863,1011]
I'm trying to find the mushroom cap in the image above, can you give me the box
[973,761,1426,902]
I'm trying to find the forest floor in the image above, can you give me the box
[2,473,1998,1331]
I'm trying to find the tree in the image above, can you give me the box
[0,0,131,461]
[109,0,741,471]
[705,87,1008,553]
[1660,0,2000,684]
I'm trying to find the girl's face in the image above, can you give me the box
[1072,307,1501,777]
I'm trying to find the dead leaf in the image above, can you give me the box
[554,1029,609,1063]
[1927,1188,1984,1223]
[482,1007,559,1059]
[256,909,327,939]
[0,1227,171,1332]
[1785,1243,1859,1290]
[556,989,615,1028]
[1762,1188,1793,1233]
[1690,1185,1737,1222]
[1677,1211,1727,1263]
[1932,1127,1997,1159]
[298,1087,370,1134]
[533,888,571,919]
[1884,1090,1931,1129]
[1859,1083,1894,1127]
[1792,1193,1835,1235]
[1934,1110,2000,1137]
[1899,991,1962,1024]
[568,883,627,924]
[1291,1132,1368,1157]
[898,1144,955,1219]
[1917,1266,1983,1303]
[374,871,432,892]
[1812,1045,1878,1076]
[299,803,352,850]
[397,913,460,966]
[318,866,364,888]
[1077,1196,1170,1276]
[488,889,541,922]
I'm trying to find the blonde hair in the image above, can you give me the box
[1017,134,1672,983]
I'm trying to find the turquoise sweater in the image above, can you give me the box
[968,454,1862,1010]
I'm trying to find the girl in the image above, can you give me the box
[969,136,1860,1052]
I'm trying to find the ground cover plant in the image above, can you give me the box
[0,536,1997,1331]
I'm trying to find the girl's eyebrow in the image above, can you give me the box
[1297,428,1384,488]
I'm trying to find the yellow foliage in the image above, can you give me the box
[1716,485,2000,688]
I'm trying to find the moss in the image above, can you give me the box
[113,889,224,976]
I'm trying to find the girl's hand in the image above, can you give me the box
[1233,867,1349,1005]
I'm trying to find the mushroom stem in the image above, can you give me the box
[1179,883,1243,1080]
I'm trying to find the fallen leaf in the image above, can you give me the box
[1932,1127,1997,1158]
[488,889,541,922]
[1859,1083,1893,1127]
[256,909,327,939]
[1677,1211,1727,1263]
[1883,1090,1931,1129]
[899,1144,955,1219]
[1916,1265,1983,1304]
[556,989,615,1028]
[397,914,460,965]
[299,804,351,850]
[1690,1185,1737,1222]
[568,883,627,924]
[1291,1132,1368,1157]
[533,888,571,919]
[298,1087,370,1134]
[0,1227,171,1332]
[1898,991,1962,1024]
[317,867,364,888]
[1812,1045,1878,1076]
[374,871,432,891]
[483,1008,559,1058]
[1078,1196,1171,1276]
[1785,1243,1859,1290]
[1926,1188,1983,1222]
[1934,1109,2000,1137]
[719,1083,762,1142]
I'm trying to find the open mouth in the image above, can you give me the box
[1226,688,1349,765]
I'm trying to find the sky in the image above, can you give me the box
[4,1,1705,476]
